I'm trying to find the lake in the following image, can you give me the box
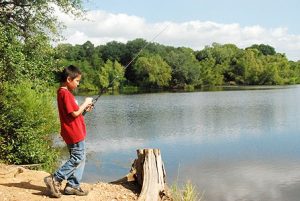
[76,85,300,201]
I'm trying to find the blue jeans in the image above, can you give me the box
[54,140,86,188]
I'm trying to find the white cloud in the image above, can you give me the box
[57,9,300,61]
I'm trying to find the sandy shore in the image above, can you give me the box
[0,164,138,201]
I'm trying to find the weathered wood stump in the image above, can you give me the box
[111,149,171,201]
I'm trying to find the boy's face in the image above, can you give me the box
[67,74,81,91]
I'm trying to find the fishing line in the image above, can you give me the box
[83,25,169,115]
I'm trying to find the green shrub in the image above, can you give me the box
[0,80,59,171]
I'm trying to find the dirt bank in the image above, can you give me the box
[0,164,138,201]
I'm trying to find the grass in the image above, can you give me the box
[171,180,205,201]
[170,164,205,201]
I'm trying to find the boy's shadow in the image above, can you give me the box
[0,181,47,196]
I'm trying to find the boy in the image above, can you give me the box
[44,65,93,198]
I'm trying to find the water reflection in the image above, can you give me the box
[76,86,300,201]
[183,160,300,201]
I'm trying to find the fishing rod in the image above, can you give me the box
[83,25,169,115]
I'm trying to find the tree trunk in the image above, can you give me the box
[111,149,171,201]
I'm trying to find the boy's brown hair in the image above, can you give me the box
[60,65,81,82]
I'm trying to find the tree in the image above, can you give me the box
[124,38,149,83]
[0,0,83,39]
[82,41,94,57]
[247,44,276,56]
[0,0,84,168]
[261,54,290,84]
[0,25,25,83]
[166,47,201,87]
[236,49,264,85]
[199,56,224,86]
[100,41,126,62]
[133,54,171,88]
[0,0,84,84]
[97,60,125,89]
[0,81,59,169]
[196,43,241,85]
[54,43,75,60]
[289,61,300,83]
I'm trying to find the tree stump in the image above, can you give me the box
[111,149,171,201]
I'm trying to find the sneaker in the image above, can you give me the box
[64,185,89,196]
[44,175,62,198]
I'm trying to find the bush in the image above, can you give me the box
[0,80,59,170]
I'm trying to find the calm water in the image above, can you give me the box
[76,85,300,201]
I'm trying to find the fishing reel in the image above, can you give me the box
[82,99,95,116]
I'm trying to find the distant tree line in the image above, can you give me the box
[55,40,300,91]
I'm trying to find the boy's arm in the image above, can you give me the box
[71,97,93,117]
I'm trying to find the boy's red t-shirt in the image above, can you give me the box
[57,88,86,144]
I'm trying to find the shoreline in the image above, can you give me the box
[0,164,138,201]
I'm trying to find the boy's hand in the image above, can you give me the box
[85,97,93,105]
[82,97,94,114]
[85,104,94,112]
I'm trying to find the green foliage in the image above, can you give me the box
[100,41,127,62]
[0,81,59,170]
[0,25,26,83]
[97,60,125,89]
[55,40,300,90]
[0,0,84,171]
[197,43,242,86]
[247,44,276,56]
[133,54,171,88]
[74,60,99,91]
[199,56,224,86]
[289,61,300,83]
[237,49,264,84]
[0,0,85,86]
[0,25,57,85]
[0,0,83,39]
[165,48,201,87]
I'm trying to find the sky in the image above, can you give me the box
[57,0,300,61]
